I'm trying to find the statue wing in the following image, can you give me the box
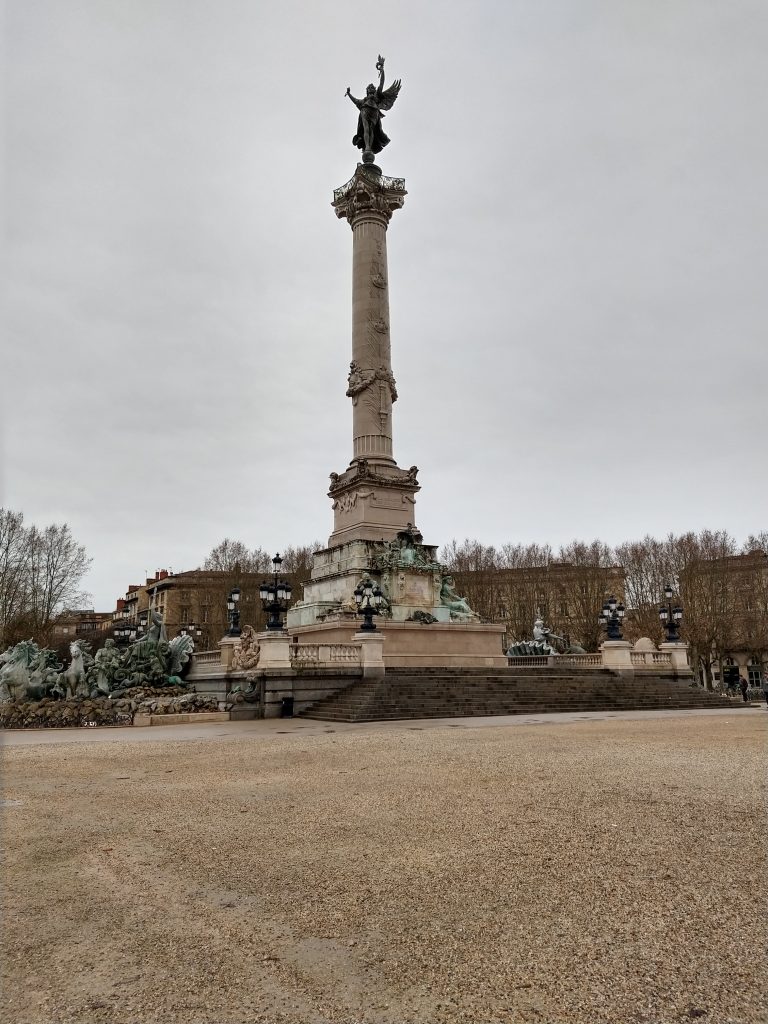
[378,79,401,111]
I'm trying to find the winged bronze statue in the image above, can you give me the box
[345,55,402,164]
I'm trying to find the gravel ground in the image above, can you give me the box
[2,713,766,1024]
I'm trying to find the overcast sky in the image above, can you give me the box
[4,0,767,609]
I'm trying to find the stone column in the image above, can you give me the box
[334,167,407,467]
[326,166,418,547]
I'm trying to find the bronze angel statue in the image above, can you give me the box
[345,55,402,164]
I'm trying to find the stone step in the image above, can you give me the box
[299,671,734,722]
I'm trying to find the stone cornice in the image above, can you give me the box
[328,460,419,498]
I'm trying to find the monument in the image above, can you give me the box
[287,57,505,667]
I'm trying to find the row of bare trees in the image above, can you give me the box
[202,538,320,577]
[190,539,323,638]
[0,509,91,648]
[441,531,768,685]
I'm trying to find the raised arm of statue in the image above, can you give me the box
[376,54,386,97]
[345,87,363,109]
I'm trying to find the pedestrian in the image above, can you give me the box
[739,675,749,703]
[762,672,768,708]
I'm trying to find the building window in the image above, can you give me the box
[747,662,763,686]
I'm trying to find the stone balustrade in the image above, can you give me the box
[631,651,673,667]
[290,643,362,668]
[507,644,686,673]
[556,653,603,668]
[193,650,221,666]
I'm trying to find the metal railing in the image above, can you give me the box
[333,170,407,204]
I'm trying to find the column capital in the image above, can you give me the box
[333,165,407,226]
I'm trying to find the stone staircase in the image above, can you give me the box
[298,667,741,722]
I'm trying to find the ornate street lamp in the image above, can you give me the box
[599,595,626,641]
[259,554,293,632]
[181,622,203,643]
[226,587,242,637]
[113,624,131,645]
[354,578,383,632]
[658,583,683,643]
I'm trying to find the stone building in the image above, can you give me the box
[449,561,626,652]
[111,569,305,650]
[52,609,113,641]
[679,548,768,686]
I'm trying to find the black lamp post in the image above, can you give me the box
[599,595,626,641]
[181,622,203,644]
[113,624,131,646]
[227,587,242,637]
[354,578,383,631]
[117,622,141,643]
[658,583,683,643]
[259,553,293,631]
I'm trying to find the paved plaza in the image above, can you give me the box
[3,709,767,1024]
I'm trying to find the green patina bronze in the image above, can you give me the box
[0,611,195,704]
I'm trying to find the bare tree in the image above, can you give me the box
[440,539,502,621]
[0,509,31,645]
[554,541,619,652]
[675,530,740,687]
[280,544,323,582]
[26,524,92,640]
[0,510,91,647]
[495,544,553,642]
[203,538,272,573]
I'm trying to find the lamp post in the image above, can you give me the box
[658,583,683,643]
[599,595,626,641]
[181,622,203,644]
[113,624,131,646]
[226,588,242,637]
[354,578,383,631]
[259,554,293,632]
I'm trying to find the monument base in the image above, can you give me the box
[287,534,478,629]
[289,619,507,669]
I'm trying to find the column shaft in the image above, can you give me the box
[351,211,394,464]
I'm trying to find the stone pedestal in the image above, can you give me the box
[600,640,633,671]
[218,635,240,671]
[356,631,385,678]
[257,632,292,670]
[659,641,692,674]
[292,619,507,669]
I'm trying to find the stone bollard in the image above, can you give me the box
[355,632,385,679]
